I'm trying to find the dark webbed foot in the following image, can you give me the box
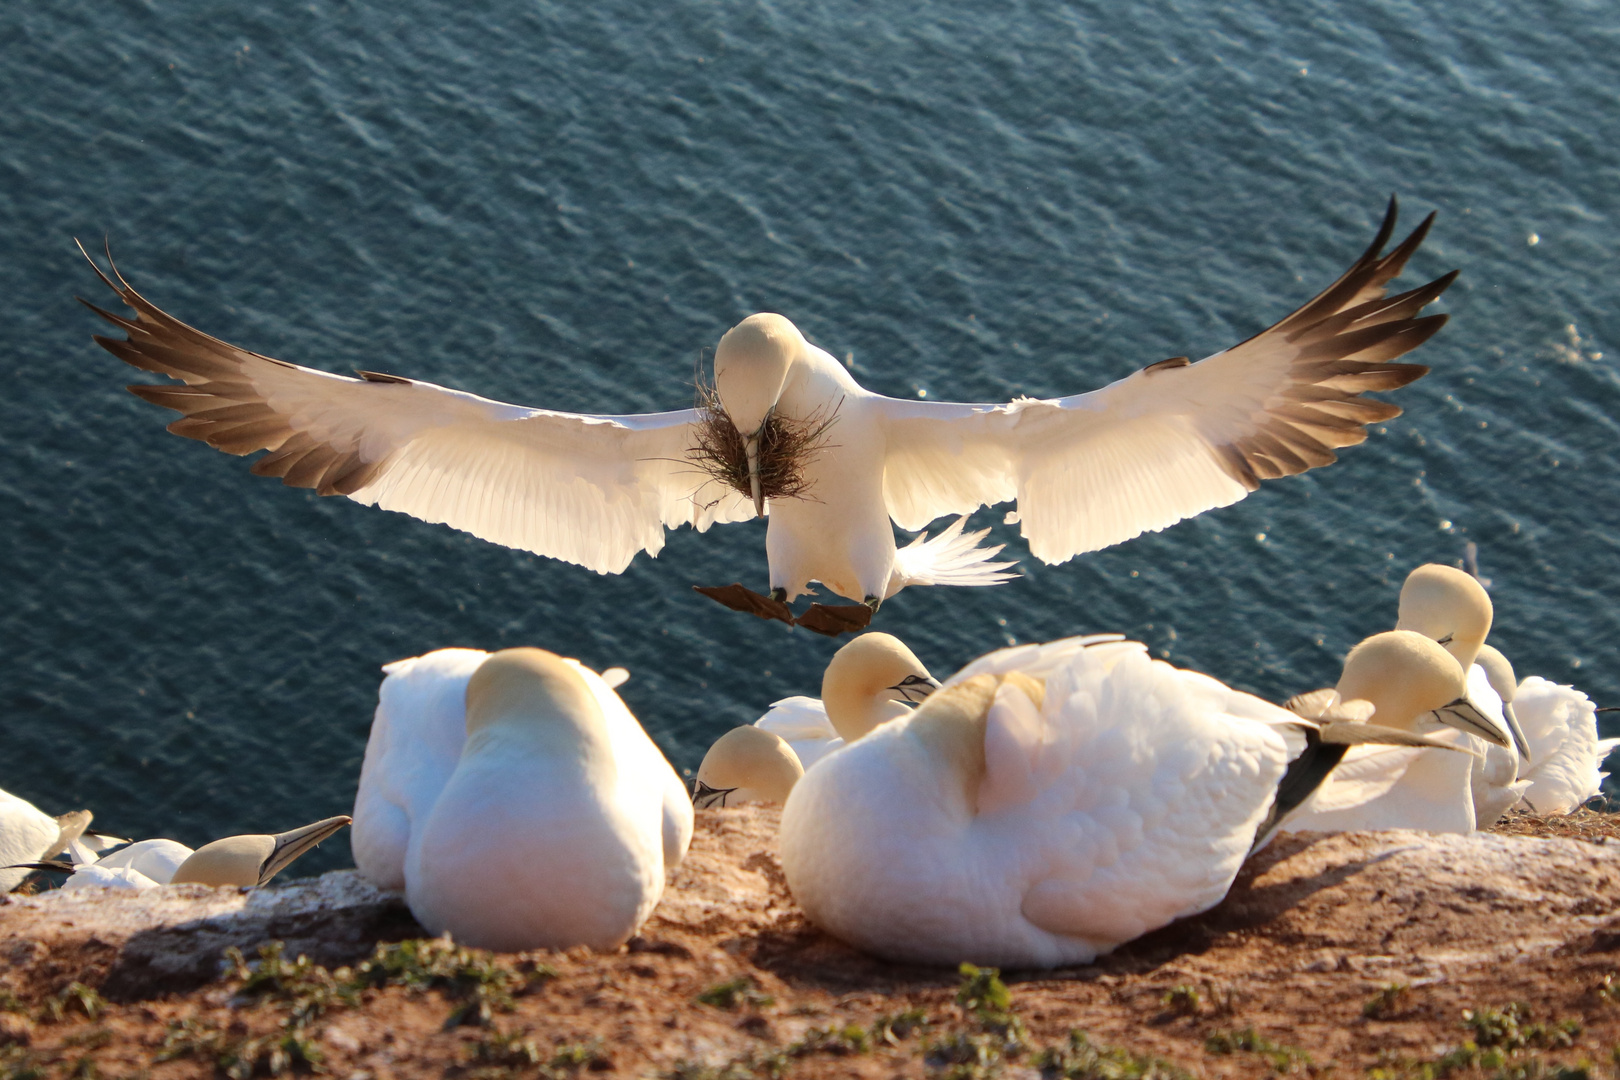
[693,584,794,625]
[794,602,874,637]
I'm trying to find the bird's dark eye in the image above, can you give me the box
[1437,634,1454,646]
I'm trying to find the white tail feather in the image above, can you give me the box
[889,516,1019,594]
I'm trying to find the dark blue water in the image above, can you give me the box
[3,0,1617,876]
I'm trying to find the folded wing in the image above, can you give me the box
[879,199,1455,564]
[81,247,752,575]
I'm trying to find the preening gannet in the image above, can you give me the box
[0,788,96,892]
[349,648,638,891]
[776,634,1451,968]
[404,648,692,952]
[693,726,804,808]
[1283,631,1508,835]
[82,199,1451,635]
[20,816,351,891]
[751,632,939,771]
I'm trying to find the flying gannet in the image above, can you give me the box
[81,199,1451,635]
[404,648,691,951]
[349,647,643,892]
[748,631,939,774]
[774,633,1464,968]
[14,816,351,891]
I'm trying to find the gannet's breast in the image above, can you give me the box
[0,788,60,893]
[780,646,1294,969]
[754,696,844,770]
[1513,677,1613,814]
[351,648,490,890]
[1466,664,1528,828]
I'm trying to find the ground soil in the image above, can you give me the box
[2,808,1619,1079]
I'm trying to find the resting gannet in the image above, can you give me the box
[404,648,691,952]
[17,816,351,891]
[1395,564,1532,826]
[693,726,804,808]
[1283,631,1510,835]
[751,632,939,771]
[776,634,1458,968]
[82,199,1450,636]
[0,788,97,893]
[349,648,636,891]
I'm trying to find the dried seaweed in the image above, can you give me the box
[688,380,839,504]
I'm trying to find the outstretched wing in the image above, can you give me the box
[878,198,1454,564]
[80,247,752,575]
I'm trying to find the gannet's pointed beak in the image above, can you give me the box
[1503,700,1531,763]
[744,434,765,517]
[259,815,351,886]
[1433,697,1512,749]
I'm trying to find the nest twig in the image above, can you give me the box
[689,380,840,503]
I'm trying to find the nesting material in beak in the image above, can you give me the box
[688,384,839,507]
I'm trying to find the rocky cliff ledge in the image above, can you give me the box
[2,809,1618,1078]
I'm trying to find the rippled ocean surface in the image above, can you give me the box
[3,0,1617,876]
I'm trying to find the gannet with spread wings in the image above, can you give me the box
[82,198,1453,634]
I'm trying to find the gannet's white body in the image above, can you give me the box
[0,788,71,893]
[750,633,938,773]
[86,201,1450,613]
[1513,677,1617,813]
[350,648,636,891]
[404,648,692,952]
[780,636,1358,968]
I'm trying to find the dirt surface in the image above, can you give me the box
[2,807,1619,1079]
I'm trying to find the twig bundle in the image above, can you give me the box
[689,382,840,503]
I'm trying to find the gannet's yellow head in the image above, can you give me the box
[1396,564,1492,669]
[713,314,808,516]
[464,648,617,783]
[901,671,1045,816]
[692,726,804,808]
[821,632,940,742]
[168,815,351,888]
[1335,631,1507,747]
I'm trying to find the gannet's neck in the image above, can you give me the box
[903,675,996,814]
[820,633,938,742]
[465,648,616,782]
[1396,563,1492,669]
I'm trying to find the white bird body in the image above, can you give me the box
[0,788,65,893]
[58,838,194,892]
[351,648,490,891]
[403,648,692,952]
[1284,741,1478,834]
[780,637,1323,968]
[85,202,1450,612]
[1513,676,1618,813]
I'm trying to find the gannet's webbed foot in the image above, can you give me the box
[692,584,793,625]
[794,601,875,637]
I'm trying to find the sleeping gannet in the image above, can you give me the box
[349,648,636,891]
[776,633,1462,968]
[751,632,939,771]
[1283,631,1510,835]
[693,726,804,808]
[17,816,351,891]
[81,199,1451,635]
[0,788,97,892]
[405,648,692,952]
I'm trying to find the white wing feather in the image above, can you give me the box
[876,204,1451,563]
